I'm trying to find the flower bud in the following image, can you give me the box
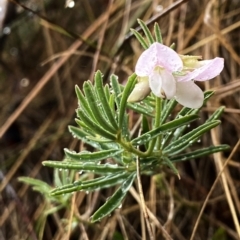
[127,77,151,102]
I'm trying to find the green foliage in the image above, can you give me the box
[19,169,75,204]
[21,20,229,224]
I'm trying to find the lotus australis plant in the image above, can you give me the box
[20,20,229,227]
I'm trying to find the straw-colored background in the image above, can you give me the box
[0,0,240,239]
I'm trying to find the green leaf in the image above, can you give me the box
[110,74,121,109]
[42,161,126,174]
[76,112,116,140]
[104,84,111,100]
[169,144,230,162]
[68,126,122,163]
[169,43,175,49]
[131,114,199,145]
[118,74,137,129]
[203,90,214,102]
[64,148,123,161]
[54,168,64,189]
[137,19,154,46]
[110,75,130,138]
[141,115,150,135]
[68,126,101,149]
[91,172,136,222]
[164,120,221,155]
[172,107,225,147]
[206,106,225,122]
[162,157,179,176]
[18,177,52,194]
[161,99,178,124]
[141,115,150,149]
[109,93,116,113]
[127,102,154,117]
[50,172,130,196]
[83,81,117,134]
[94,71,119,130]
[75,85,95,119]
[86,136,116,143]
[130,28,148,49]
[154,22,163,43]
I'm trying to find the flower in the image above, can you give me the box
[128,42,224,109]
[175,56,224,108]
[128,42,182,102]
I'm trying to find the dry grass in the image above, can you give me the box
[0,0,240,239]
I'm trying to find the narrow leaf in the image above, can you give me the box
[42,161,125,174]
[94,71,119,130]
[137,19,154,45]
[131,114,199,145]
[83,81,117,134]
[169,144,230,162]
[64,148,123,161]
[104,84,110,100]
[154,22,163,43]
[76,112,116,140]
[109,93,116,113]
[119,74,137,129]
[75,85,95,119]
[163,158,179,176]
[68,126,101,149]
[127,102,154,117]
[91,172,136,222]
[169,43,175,49]
[69,126,124,164]
[203,91,214,102]
[164,120,221,155]
[130,28,148,49]
[18,177,51,193]
[206,106,225,122]
[50,172,129,196]
[110,74,121,108]
[161,99,178,124]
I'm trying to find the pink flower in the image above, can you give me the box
[128,42,224,109]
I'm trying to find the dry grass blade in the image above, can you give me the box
[190,139,240,240]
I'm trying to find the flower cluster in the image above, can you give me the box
[128,42,224,108]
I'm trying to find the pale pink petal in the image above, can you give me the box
[149,69,176,99]
[161,69,176,99]
[175,81,204,108]
[154,43,183,72]
[149,71,163,97]
[177,57,224,82]
[135,44,159,76]
[135,42,183,76]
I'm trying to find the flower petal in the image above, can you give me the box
[154,43,183,72]
[135,42,183,76]
[149,71,163,97]
[149,69,176,99]
[177,57,224,82]
[175,81,204,108]
[127,77,151,102]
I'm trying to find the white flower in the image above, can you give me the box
[128,42,224,109]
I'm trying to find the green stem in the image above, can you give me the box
[117,97,162,158]
[118,138,147,158]
[157,99,162,149]
[145,97,161,155]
